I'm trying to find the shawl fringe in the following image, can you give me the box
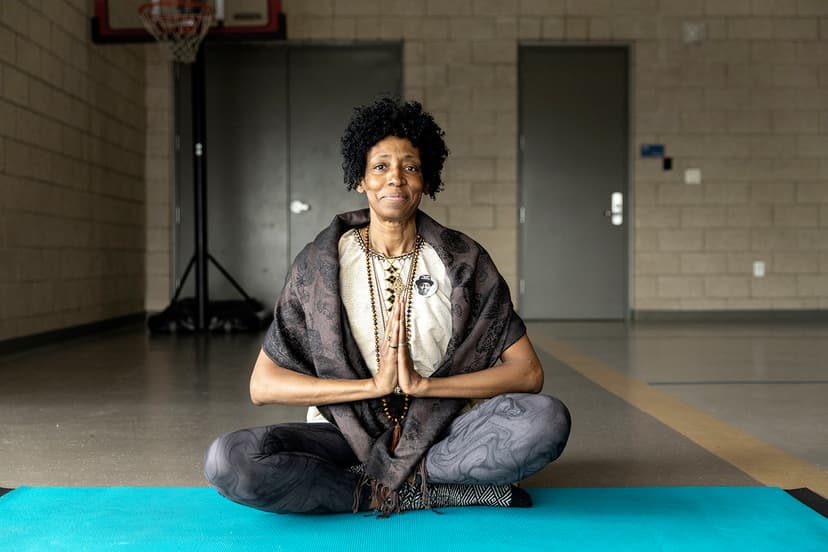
[355,461,432,518]
[371,480,399,518]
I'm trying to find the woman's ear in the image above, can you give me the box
[356,179,365,193]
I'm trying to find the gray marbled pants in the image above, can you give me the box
[204,393,570,514]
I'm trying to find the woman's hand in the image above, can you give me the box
[372,305,397,396]
[393,292,425,395]
[371,294,403,396]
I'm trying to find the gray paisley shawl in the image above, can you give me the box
[262,208,526,501]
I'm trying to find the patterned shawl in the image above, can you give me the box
[262,208,526,508]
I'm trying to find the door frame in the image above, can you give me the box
[517,42,634,321]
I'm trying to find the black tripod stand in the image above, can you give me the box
[148,48,269,333]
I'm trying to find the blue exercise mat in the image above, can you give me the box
[1,486,827,551]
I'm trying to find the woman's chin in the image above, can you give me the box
[370,203,420,222]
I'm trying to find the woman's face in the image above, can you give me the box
[357,136,425,224]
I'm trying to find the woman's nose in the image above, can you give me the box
[387,164,404,185]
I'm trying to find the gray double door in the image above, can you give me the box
[519,46,629,320]
[174,43,401,308]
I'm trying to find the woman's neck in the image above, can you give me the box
[367,218,417,257]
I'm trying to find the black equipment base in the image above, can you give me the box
[147,297,271,334]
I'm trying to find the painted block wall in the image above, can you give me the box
[144,47,172,313]
[0,0,146,340]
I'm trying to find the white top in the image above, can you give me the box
[306,228,452,423]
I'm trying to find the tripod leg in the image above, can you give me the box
[208,254,257,305]
[192,47,209,331]
[171,255,196,303]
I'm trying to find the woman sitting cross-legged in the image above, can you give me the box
[204,97,571,516]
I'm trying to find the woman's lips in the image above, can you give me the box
[382,194,407,201]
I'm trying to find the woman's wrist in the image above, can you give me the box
[367,375,396,399]
[404,375,429,397]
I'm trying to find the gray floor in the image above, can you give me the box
[0,321,825,489]
[533,321,828,472]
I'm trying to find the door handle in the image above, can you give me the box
[604,192,623,226]
[290,200,310,214]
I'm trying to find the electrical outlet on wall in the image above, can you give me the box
[753,261,765,278]
[683,21,707,44]
[684,168,702,185]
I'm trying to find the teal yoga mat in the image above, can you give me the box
[1,487,827,551]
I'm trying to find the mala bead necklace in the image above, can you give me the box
[363,226,423,452]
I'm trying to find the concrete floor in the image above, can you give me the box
[1,321,826,494]
[532,321,828,472]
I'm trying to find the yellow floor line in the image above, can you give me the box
[534,335,828,497]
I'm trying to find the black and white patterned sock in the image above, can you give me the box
[397,480,532,511]
[350,464,533,512]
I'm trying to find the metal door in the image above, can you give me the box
[519,46,629,319]
[174,44,289,308]
[174,44,401,308]
[206,43,289,307]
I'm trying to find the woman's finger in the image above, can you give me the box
[381,296,397,349]
[397,292,407,351]
[381,294,403,354]
[397,291,414,366]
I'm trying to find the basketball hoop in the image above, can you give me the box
[139,1,215,63]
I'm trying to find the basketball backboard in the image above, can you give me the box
[91,0,285,43]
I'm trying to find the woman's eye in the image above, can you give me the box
[406,165,419,172]
[373,164,385,171]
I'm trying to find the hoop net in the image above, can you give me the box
[139,1,215,63]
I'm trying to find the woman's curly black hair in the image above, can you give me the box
[341,97,449,199]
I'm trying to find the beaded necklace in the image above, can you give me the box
[362,226,423,451]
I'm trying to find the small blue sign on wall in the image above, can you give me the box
[640,144,665,158]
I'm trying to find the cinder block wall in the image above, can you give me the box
[0,0,147,341]
[276,0,828,312]
[144,47,172,313]
[631,2,828,311]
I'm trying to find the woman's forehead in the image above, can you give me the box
[367,136,420,158]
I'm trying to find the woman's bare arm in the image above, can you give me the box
[249,349,396,406]
[397,334,544,399]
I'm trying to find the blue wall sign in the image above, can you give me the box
[640,144,665,158]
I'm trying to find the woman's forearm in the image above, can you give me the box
[249,349,388,406]
[403,334,544,399]
[251,333,545,405]
[410,359,543,399]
